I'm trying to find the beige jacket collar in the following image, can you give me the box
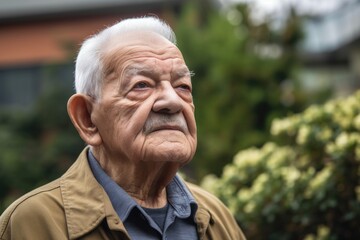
[59,148,212,239]
[59,148,126,239]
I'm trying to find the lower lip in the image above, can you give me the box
[153,128,182,132]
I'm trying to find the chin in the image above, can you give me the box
[146,146,193,164]
[140,136,196,164]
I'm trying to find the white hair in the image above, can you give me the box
[74,16,177,99]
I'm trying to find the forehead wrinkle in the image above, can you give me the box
[102,46,139,77]
[103,47,183,81]
[101,30,182,75]
[122,62,155,78]
[122,57,188,79]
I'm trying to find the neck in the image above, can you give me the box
[92,147,180,208]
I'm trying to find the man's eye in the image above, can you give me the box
[179,84,192,92]
[134,82,149,89]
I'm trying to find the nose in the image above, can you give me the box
[152,82,183,114]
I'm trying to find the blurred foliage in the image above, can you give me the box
[201,91,360,239]
[174,1,331,179]
[0,84,84,212]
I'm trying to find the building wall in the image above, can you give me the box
[0,13,153,67]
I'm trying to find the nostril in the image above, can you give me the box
[157,108,171,114]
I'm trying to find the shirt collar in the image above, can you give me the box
[87,150,198,221]
[167,174,198,219]
[88,150,138,221]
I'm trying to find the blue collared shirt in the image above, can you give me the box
[88,150,199,239]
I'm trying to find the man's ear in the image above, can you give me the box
[67,94,102,146]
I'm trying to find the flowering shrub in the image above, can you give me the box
[201,91,360,240]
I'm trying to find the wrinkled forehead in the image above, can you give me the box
[101,31,186,75]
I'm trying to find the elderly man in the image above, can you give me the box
[0,17,246,239]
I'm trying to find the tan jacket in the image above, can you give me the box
[0,148,246,240]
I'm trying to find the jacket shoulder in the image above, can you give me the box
[0,179,67,239]
[186,182,247,240]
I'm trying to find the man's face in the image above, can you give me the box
[91,32,197,166]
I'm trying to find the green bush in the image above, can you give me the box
[202,91,360,239]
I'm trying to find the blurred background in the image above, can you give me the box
[1,0,360,239]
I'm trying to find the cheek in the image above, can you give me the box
[188,105,198,151]
[121,98,155,134]
[184,103,197,137]
[106,99,154,154]
[93,100,141,142]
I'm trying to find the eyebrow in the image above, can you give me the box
[123,65,153,78]
[173,68,194,78]
[122,64,193,79]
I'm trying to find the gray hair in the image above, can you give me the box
[74,16,176,99]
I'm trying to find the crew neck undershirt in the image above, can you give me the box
[142,204,169,231]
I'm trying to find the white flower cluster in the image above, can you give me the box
[201,90,360,233]
[304,225,330,240]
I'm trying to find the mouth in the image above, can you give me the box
[151,124,184,133]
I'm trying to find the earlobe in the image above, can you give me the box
[67,94,102,146]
